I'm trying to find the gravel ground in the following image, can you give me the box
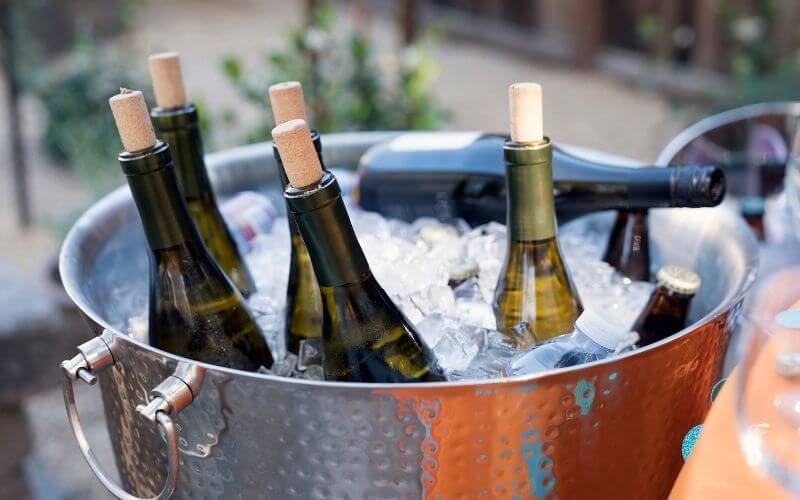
[3,1,693,498]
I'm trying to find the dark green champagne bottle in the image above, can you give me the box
[110,89,272,371]
[494,83,582,347]
[269,81,323,354]
[274,119,444,382]
[356,133,726,226]
[149,52,256,297]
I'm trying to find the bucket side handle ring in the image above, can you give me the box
[61,331,205,500]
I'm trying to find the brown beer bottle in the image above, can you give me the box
[602,209,650,281]
[739,196,766,242]
[632,265,701,347]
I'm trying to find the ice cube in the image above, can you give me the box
[394,294,425,324]
[386,218,416,242]
[297,364,324,380]
[410,285,457,317]
[456,298,496,330]
[272,352,298,377]
[254,311,286,362]
[418,222,460,246]
[351,210,391,240]
[453,277,481,301]
[451,338,517,380]
[434,329,480,373]
[415,313,449,348]
[297,339,323,371]
[416,314,485,374]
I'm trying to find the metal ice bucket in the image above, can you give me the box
[60,132,758,499]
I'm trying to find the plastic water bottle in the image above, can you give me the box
[504,308,637,376]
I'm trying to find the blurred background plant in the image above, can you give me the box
[717,0,800,108]
[633,0,800,112]
[221,3,444,144]
[28,38,146,193]
[8,0,148,235]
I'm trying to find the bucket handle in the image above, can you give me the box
[61,330,205,500]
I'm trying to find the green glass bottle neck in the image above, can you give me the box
[151,104,212,202]
[120,142,203,250]
[285,172,371,287]
[504,139,556,241]
[274,130,324,237]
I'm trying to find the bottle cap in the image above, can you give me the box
[575,308,628,351]
[656,265,701,295]
[447,257,479,282]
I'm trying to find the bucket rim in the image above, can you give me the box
[656,100,800,167]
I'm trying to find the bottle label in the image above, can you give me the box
[389,132,482,152]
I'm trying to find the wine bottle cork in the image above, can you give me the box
[508,82,544,144]
[268,81,308,125]
[271,119,323,188]
[148,52,187,109]
[109,88,157,153]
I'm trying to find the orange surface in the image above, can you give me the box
[669,272,800,500]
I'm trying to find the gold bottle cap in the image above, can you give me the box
[656,265,701,295]
[447,257,479,282]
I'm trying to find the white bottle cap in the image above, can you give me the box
[574,308,628,351]
[656,265,701,295]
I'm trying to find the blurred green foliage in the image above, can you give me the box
[30,38,146,190]
[221,3,444,143]
[634,0,800,110]
[716,0,800,108]
[8,0,148,237]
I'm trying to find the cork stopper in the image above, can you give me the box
[268,81,308,125]
[148,52,187,109]
[508,82,544,144]
[656,265,701,295]
[108,88,157,153]
[271,119,323,188]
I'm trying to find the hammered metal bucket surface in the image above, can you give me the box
[60,132,758,499]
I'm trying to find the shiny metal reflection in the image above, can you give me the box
[60,132,758,499]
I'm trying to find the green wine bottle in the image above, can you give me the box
[273,119,444,382]
[110,89,272,371]
[268,81,323,354]
[494,83,582,347]
[148,52,256,297]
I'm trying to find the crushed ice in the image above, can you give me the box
[242,189,654,381]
